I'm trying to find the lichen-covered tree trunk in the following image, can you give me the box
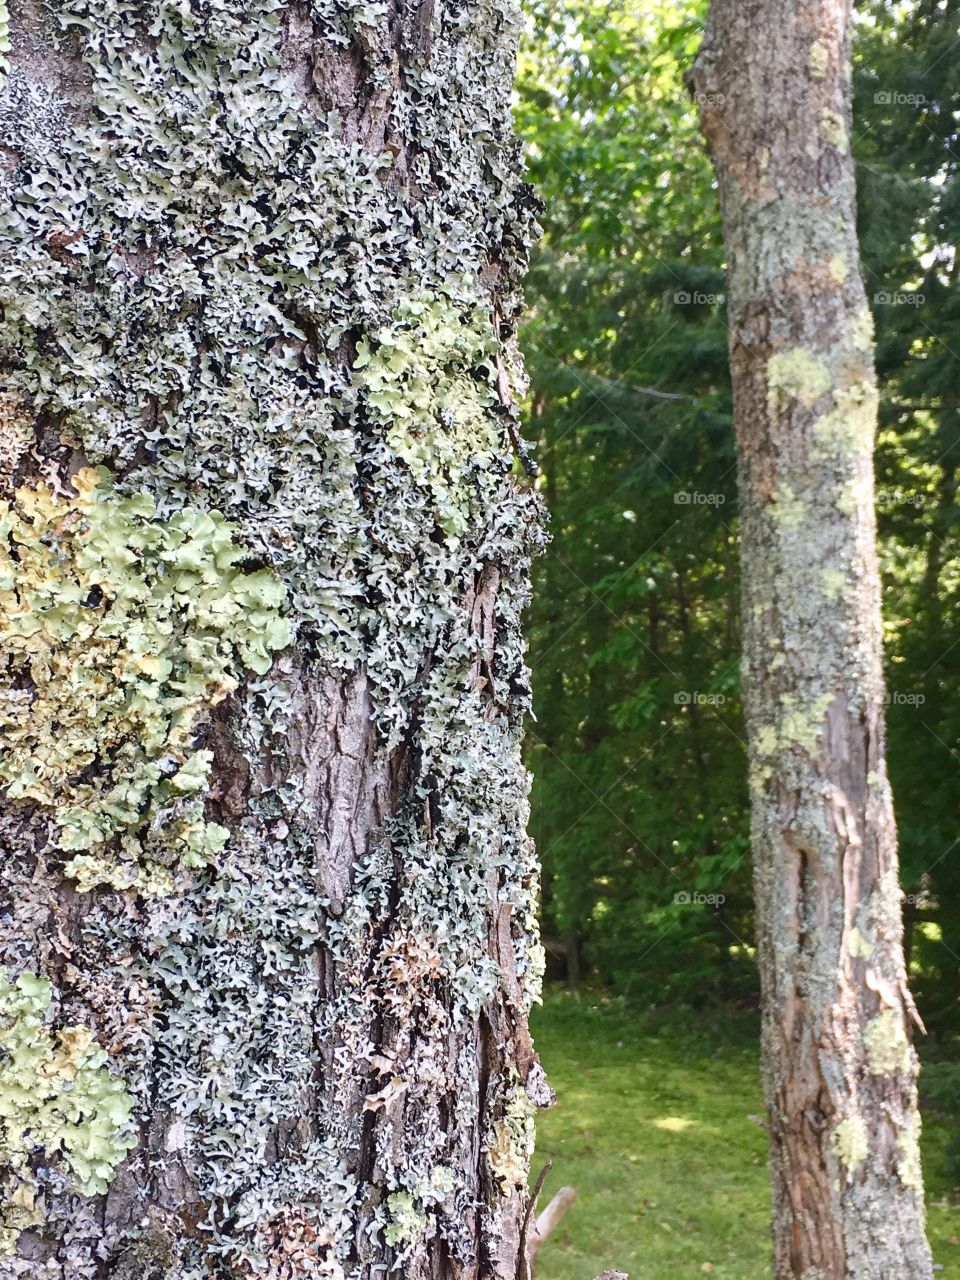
[690,4,933,1277]
[0,2,550,1276]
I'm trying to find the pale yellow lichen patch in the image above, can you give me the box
[828,254,848,283]
[755,725,778,757]
[821,109,848,150]
[851,307,875,353]
[0,970,136,1255]
[0,469,290,893]
[354,286,500,541]
[812,383,877,458]
[863,1009,912,1076]
[779,691,834,754]
[820,568,848,601]
[831,1114,868,1173]
[487,1080,536,1190]
[896,1114,923,1194]
[768,482,807,529]
[809,41,829,78]
[766,348,832,414]
[847,926,875,959]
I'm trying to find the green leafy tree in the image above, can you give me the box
[518,0,755,1002]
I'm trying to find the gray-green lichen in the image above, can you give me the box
[0,0,544,1272]
[0,970,136,1254]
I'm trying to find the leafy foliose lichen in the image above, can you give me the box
[354,286,501,541]
[383,1191,428,1248]
[0,970,136,1255]
[0,468,290,893]
[0,0,543,1268]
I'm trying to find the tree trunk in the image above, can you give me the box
[690,4,933,1278]
[0,2,550,1277]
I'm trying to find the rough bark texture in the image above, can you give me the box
[690,5,933,1279]
[0,2,549,1277]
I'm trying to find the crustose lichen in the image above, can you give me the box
[0,467,290,894]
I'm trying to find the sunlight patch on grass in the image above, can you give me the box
[651,1116,697,1132]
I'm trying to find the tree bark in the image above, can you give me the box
[0,2,549,1277]
[690,3,933,1277]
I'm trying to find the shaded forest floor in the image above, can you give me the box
[531,990,960,1280]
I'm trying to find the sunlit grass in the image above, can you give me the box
[531,989,960,1279]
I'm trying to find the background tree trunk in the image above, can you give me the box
[0,2,548,1277]
[690,3,933,1277]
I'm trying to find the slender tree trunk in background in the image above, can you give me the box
[0,2,549,1277]
[691,4,933,1277]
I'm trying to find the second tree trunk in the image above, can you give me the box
[691,3,933,1276]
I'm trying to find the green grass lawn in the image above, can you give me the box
[530,990,960,1280]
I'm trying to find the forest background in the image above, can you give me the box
[518,2,960,1275]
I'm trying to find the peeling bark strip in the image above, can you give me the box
[0,1,549,1277]
[690,4,932,1278]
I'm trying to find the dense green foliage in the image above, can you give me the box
[518,0,960,1032]
[518,0,749,1002]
